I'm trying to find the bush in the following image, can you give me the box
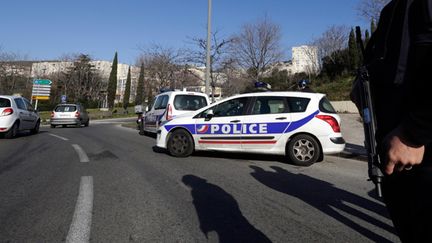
[312,75,354,101]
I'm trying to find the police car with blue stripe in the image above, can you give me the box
[156,91,345,166]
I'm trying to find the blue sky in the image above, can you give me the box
[0,0,366,65]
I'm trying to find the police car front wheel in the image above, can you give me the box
[287,134,321,166]
[167,129,194,157]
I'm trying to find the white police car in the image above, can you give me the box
[141,90,210,135]
[156,91,345,166]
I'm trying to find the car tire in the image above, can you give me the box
[287,134,321,166]
[76,120,82,128]
[84,119,89,127]
[62,125,67,128]
[31,120,40,134]
[51,124,56,128]
[5,122,18,139]
[167,129,194,157]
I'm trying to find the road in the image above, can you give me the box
[0,121,399,242]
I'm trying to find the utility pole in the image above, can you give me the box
[205,0,212,97]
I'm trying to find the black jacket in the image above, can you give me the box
[365,0,432,150]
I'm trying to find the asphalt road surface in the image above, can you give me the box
[0,121,399,242]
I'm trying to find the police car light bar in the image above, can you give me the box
[255,81,271,91]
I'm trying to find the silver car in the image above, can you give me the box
[50,103,89,128]
[0,95,40,138]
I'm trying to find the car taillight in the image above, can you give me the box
[1,108,13,116]
[75,111,80,118]
[316,115,341,133]
[51,111,55,118]
[166,104,173,121]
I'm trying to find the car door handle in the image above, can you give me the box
[276,117,287,120]
[230,120,241,123]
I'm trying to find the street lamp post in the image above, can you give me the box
[205,0,212,98]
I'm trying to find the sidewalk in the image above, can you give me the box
[338,113,367,161]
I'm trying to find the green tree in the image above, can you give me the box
[365,29,370,45]
[123,66,131,110]
[107,52,118,109]
[348,29,360,71]
[63,54,103,107]
[135,63,145,105]
[321,49,350,79]
[371,18,377,34]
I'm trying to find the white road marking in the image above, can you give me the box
[66,176,94,243]
[72,144,90,163]
[49,133,69,141]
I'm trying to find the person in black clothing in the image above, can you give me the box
[297,79,315,92]
[352,0,432,241]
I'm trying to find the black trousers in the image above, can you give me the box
[383,163,432,243]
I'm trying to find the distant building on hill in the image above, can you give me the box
[266,45,320,76]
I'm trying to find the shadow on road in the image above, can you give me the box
[249,166,397,242]
[182,175,271,243]
[193,151,288,164]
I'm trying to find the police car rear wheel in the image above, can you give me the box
[287,134,320,166]
[167,129,194,157]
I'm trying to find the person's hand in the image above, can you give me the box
[384,127,425,175]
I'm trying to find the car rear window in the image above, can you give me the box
[55,105,77,112]
[0,98,11,107]
[319,97,336,113]
[153,95,169,110]
[174,95,208,111]
[287,97,310,112]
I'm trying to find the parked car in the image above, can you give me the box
[0,95,40,138]
[155,91,345,166]
[140,90,210,135]
[50,103,89,128]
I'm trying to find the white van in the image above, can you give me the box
[141,90,210,135]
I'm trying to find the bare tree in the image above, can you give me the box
[138,45,184,97]
[311,25,350,67]
[219,59,249,96]
[357,0,390,23]
[0,47,30,95]
[185,31,233,98]
[230,17,284,81]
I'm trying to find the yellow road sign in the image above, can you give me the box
[32,96,50,100]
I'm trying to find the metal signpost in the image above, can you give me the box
[32,79,52,110]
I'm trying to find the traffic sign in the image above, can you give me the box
[33,79,52,85]
[61,95,67,103]
[32,96,50,100]
[32,80,52,99]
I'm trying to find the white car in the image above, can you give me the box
[50,103,90,128]
[0,95,40,139]
[156,91,345,166]
[141,90,210,135]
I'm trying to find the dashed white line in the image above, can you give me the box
[66,176,94,243]
[72,144,90,163]
[49,133,69,141]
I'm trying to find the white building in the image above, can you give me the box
[30,60,140,104]
[292,45,320,75]
[266,45,320,76]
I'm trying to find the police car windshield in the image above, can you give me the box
[174,95,208,111]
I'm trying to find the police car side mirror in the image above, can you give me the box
[204,110,214,121]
